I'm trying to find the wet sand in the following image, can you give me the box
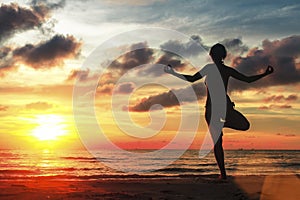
[0,175,299,200]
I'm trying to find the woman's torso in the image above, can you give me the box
[205,64,233,108]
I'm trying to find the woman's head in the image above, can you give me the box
[209,43,227,63]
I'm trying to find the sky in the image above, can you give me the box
[0,0,299,150]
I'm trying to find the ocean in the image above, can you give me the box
[0,149,299,180]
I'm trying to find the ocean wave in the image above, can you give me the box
[155,167,206,173]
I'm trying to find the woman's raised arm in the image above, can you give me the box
[164,65,203,82]
[230,66,274,83]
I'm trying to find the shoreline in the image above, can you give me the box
[0,175,299,200]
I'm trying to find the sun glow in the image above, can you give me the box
[32,115,67,141]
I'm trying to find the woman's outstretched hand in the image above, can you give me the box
[265,65,274,75]
[164,64,175,74]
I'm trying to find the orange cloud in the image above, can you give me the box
[25,101,53,110]
[259,104,292,110]
[264,94,298,103]
[0,105,8,111]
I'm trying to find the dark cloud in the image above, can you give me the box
[30,0,66,10]
[115,82,135,94]
[160,35,208,58]
[0,46,11,59]
[0,1,66,42]
[12,34,81,69]
[25,101,53,110]
[135,35,208,77]
[137,54,189,78]
[130,82,205,112]
[220,38,249,56]
[109,42,154,72]
[0,3,51,42]
[156,53,187,70]
[0,2,80,75]
[130,90,179,112]
[0,46,16,76]
[95,42,155,95]
[228,35,300,91]
[0,35,81,76]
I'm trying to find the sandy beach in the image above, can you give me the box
[0,175,299,200]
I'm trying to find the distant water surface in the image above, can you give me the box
[0,149,299,180]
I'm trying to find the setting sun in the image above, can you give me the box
[32,115,67,141]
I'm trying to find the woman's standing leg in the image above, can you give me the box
[214,132,227,179]
[205,107,227,179]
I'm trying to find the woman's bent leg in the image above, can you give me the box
[225,109,250,131]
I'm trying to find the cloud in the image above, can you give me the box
[220,38,249,57]
[0,105,8,111]
[25,101,53,110]
[130,82,205,112]
[264,94,298,103]
[66,69,95,82]
[286,94,298,101]
[160,35,208,57]
[97,83,114,95]
[0,34,81,75]
[258,104,292,110]
[0,3,50,42]
[109,42,154,72]
[264,95,285,102]
[276,133,296,137]
[95,39,206,96]
[102,0,166,6]
[0,1,80,76]
[95,42,155,95]
[115,82,135,94]
[30,0,66,10]
[91,0,300,39]
[104,37,207,80]
[0,46,11,59]
[13,34,81,69]
[229,35,300,91]
[284,134,296,137]
[0,46,16,76]
[137,36,207,77]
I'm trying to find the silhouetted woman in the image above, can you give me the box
[164,43,274,179]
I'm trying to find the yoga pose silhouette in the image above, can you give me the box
[164,43,274,179]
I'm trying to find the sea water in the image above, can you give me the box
[0,149,299,180]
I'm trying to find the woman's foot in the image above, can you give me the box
[218,174,227,180]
